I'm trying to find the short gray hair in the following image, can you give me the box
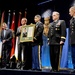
[21,17,27,22]
[2,22,7,26]
[35,15,41,19]
[52,11,60,16]
[70,6,75,11]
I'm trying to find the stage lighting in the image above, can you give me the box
[38,0,53,5]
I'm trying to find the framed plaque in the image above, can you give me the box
[20,24,35,42]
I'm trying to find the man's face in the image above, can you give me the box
[21,19,27,25]
[34,16,39,23]
[2,24,7,29]
[69,8,74,17]
[52,13,59,21]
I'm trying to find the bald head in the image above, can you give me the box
[52,11,60,21]
[21,18,27,25]
[2,22,7,29]
[69,6,75,17]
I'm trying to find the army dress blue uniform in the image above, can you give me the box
[48,20,66,71]
[70,17,75,69]
[32,21,43,70]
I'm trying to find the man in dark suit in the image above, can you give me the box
[32,15,43,70]
[1,22,13,68]
[48,11,66,72]
[69,6,75,71]
[16,18,32,70]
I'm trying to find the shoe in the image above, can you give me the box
[16,62,21,69]
[36,69,42,71]
[6,64,10,69]
[52,69,58,72]
[2,67,6,69]
[71,70,75,73]
[31,69,35,70]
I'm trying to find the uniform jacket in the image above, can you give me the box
[32,21,44,46]
[48,20,66,45]
[70,18,75,44]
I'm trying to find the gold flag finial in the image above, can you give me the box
[19,12,22,14]
[8,10,11,12]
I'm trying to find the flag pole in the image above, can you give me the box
[25,8,27,18]
[25,11,27,18]
[7,10,11,28]
[15,11,22,61]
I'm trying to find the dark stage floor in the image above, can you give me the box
[0,68,75,75]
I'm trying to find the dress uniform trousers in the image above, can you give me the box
[71,45,75,69]
[70,18,75,69]
[32,45,42,69]
[50,44,62,71]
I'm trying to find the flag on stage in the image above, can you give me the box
[25,11,27,18]
[15,37,18,60]
[1,11,5,25]
[7,10,11,28]
[15,12,22,60]
[0,42,2,58]
[0,11,5,59]
[10,12,15,59]
[18,12,22,27]
[0,10,1,34]
[0,10,1,23]
[0,11,5,34]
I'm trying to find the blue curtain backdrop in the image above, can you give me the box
[60,28,69,68]
[41,28,73,69]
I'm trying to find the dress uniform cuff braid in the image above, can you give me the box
[61,36,66,39]
[47,38,49,41]
[61,36,66,42]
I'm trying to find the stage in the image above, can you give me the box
[0,68,75,75]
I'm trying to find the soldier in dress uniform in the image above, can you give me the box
[32,15,43,70]
[69,6,75,71]
[48,11,66,71]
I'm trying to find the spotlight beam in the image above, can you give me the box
[38,0,52,5]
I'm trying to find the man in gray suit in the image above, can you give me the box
[1,22,13,68]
